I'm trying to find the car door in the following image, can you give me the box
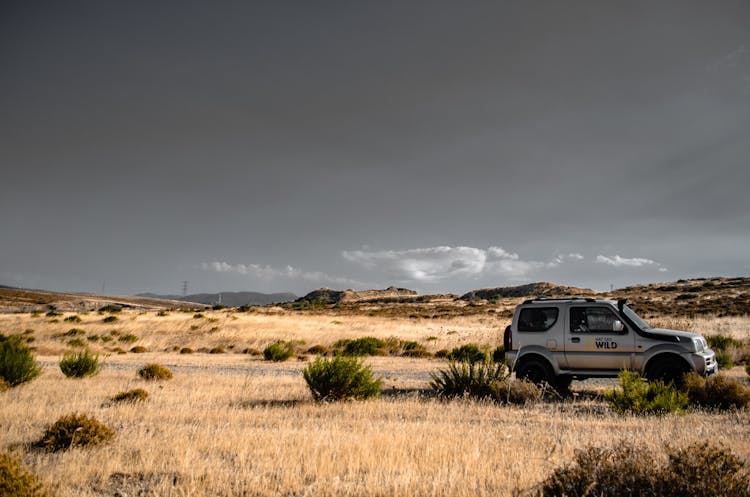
[564,305,636,370]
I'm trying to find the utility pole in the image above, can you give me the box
[182,281,188,297]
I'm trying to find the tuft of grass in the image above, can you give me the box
[242,347,262,356]
[118,333,139,343]
[63,315,82,323]
[306,344,330,355]
[111,388,148,403]
[706,334,743,351]
[193,313,204,319]
[67,338,86,348]
[490,378,542,405]
[0,335,42,387]
[263,341,295,362]
[430,360,507,399]
[130,346,147,353]
[303,355,382,401]
[334,337,386,356]
[102,316,118,323]
[492,345,505,364]
[64,328,85,336]
[37,413,114,452]
[156,310,170,317]
[45,310,62,317]
[716,352,734,369]
[0,450,47,497]
[605,370,689,415]
[446,343,488,363]
[209,346,225,354]
[179,347,194,354]
[137,363,173,380]
[59,349,101,378]
[682,372,750,410]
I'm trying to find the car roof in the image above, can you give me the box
[521,297,617,306]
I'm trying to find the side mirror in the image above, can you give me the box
[612,320,624,333]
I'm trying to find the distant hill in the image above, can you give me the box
[460,282,593,301]
[136,291,297,306]
[296,287,418,304]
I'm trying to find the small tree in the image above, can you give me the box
[0,335,42,387]
[303,356,382,401]
[59,349,101,378]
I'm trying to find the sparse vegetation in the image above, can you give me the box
[66,338,86,348]
[37,413,114,452]
[303,355,382,401]
[103,316,118,323]
[263,341,295,362]
[59,349,101,378]
[180,347,194,354]
[45,310,62,317]
[706,334,743,351]
[63,315,82,323]
[112,388,148,403]
[99,304,122,313]
[0,451,46,497]
[137,363,173,380]
[209,346,225,354]
[0,335,42,387]
[306,344,330,355]
[716,351,734,369]
[130,346,147,353]
[334,336,386,356]
[605,370,689,415]
[118,333,139,343]
[64,328,85,336]
[156,310,169,316]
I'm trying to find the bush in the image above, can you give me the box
[492,345,505,364]
[446,343,488,363]
[334,337,385,356]
[0,451,46,497]
[430,360,507,399]
[716,352,734,369]
[45,310,62,317]
[67,338,86,348]
[0,335,42,387]
[706,334,743,351]
[112,388,148,403]
[37,413,114,452]
[59,349,101,378]
[137,363,173,380]
[63,315,81,323]
[242,347,262,356]
[130,346,147,353]
[306,344,330,355]
[490,379,542,405]
[102,316,118,323]
[303,355,382,401]
[99,304,122,313]
[179,347,194,354]
[193,313,204,319]
[209,346,225,354]
[537,442,750,497]
[682,372,750,410]
[263,341,295,362]
[605,370,689,415]
[64,328,85,336]
[118,333,138,343]
[156,310,169,316]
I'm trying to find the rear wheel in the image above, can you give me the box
[646,357,691,387]
[516,357,554,387]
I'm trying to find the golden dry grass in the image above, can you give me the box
[1,308,750,496]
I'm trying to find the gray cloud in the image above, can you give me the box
[199,262,365,289]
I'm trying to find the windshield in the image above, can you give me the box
[623,305,651,330]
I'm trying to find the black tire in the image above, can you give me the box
[646,357,691,387]
[516,357,554,387]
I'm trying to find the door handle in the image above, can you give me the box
[571,337,580,343]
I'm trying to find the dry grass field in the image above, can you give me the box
[2,302,750,496]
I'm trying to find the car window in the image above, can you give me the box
[518,307,559,332]
[570,307,623,333]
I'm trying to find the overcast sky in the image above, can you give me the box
[2,1,749,297]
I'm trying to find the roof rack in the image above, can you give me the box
[522,297,597,304]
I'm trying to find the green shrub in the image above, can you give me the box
[179,347,194,354]
[112,388,148,403]
[59,349,101,378]
[102,316,118,323]
[263,341,295,362]
[537,442,750,497]
[0,451,46,497]
[605,370,689,415]
[86,335,100,342]
[63,315,82,323]
[0,335,42,387]
[130,346,147,353]
[118,333,138,343]
[137,363,173,380]
[716,352,734,369]
[67,338,86,348]
[430,360,507,399]
[446,343,488,363]
[682,372,750,410]
[37,413,114,452]
[303,355,382,401]
[492,345,505,364]
[334,337,386,356]
[706,334,743,351]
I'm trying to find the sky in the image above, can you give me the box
[2,1,749,297]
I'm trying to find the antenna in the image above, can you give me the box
[182,281,188,297]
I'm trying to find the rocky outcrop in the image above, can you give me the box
[460,282,593,301]
[296,286,418,304]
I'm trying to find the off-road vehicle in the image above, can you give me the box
[504,298,717,390]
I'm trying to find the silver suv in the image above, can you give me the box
[504,298,718,390]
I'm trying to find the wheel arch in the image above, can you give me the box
[643,352,695,376]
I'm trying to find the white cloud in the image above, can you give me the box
[199,261,363,287]
[596,254,667,273]
[342,245,577,282]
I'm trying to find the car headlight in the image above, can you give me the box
[692,337,705,353]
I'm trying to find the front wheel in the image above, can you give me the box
[516,357,554,387]
[646,357,691,387]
